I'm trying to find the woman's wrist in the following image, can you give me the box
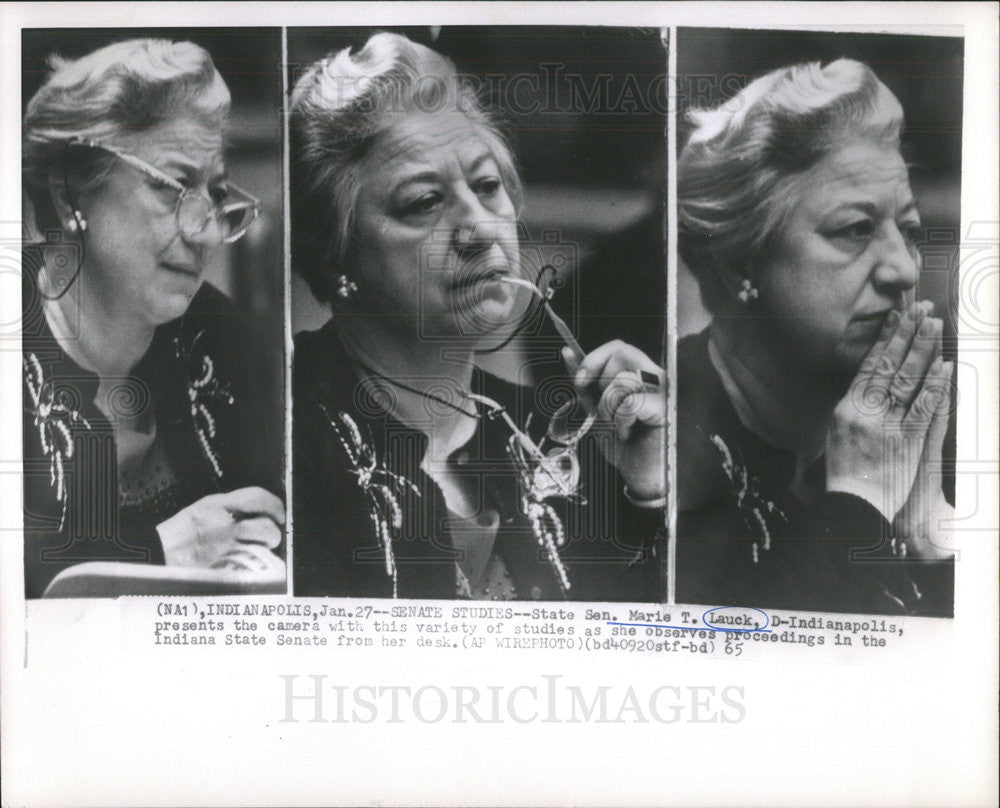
[897,496,956,560]
[825,477,895,522]
[156,513,199,566]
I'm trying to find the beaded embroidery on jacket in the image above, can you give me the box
[321,395,585,598]
[320,405,421,599]
[176,328,234,480]
[708,431,788,564]
[24,328,233,529]
[23,351,92,530]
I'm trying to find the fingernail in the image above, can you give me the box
[919,317,935,336]
[883,310,900,334]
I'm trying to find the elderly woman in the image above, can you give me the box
[22,39,285,597]
[676,59,955,615]
[291,32,666,600]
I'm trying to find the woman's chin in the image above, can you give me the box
[449,284,522,333]
[817,341,872,384]
[148,289,197,325]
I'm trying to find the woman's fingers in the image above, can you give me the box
[210,541,286,574]
[895,357,948,515]
[904,358,953,444]
[158,490,286,568]
[569,340,663,392]
[597,370,665,440]
[889,315,942,410]
[560,346,580,375]
[858,308,902,378]
[233,515,283,549]
[827,301,938,521]
[857,301,944,419]
[929,360,955,452]
[216,486,286,526]
[863,304,923,399]
[563,341,664,429]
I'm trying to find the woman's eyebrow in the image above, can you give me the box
[393,170,441,189]
[826,198,919,218]
[824,200,880,217]
[389,150,497,194]
[156,154,226,185]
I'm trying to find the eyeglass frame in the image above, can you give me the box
[65,136,262,244]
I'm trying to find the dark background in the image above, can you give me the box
[675,28,964,344]
[287,26,668,367]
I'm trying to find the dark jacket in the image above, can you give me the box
[22,281,284,598]
[292,320,666,601]
[676,328,953,616]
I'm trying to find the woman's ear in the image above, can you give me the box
[46,168,80,233]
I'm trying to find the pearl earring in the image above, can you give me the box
[335,274,358,300]
[737,278,759,303]
[67,211,86,233]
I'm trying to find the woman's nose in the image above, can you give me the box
[452,190,504,253]
[872,222,918,292]
[181,199,226,248]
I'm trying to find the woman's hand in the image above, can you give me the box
[826,302,943,521]
[156,486,285,569]
[894,359,956,559]
[564,341,666,504]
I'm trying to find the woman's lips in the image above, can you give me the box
[161,263,200,278]
[850,309,894,337]
[452,267,510,290]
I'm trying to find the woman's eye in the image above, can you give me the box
[830,220,874,241]
[147,177,182,206]
[210,186,229,205]
[474,176,502,196]
[400,194,441,218]
[900,222,922,246]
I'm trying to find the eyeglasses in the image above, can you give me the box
[68,137,261,244]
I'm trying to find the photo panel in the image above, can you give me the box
[2,8,996,808]
[20,27,287,597]
[673,27,962,617]
[287,26,669,601]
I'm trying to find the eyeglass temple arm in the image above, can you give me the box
[222,183,263,211]
[498,274,663,389]
[69,138,185,190]
[496,276,586,365]
[69,138,262,211]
